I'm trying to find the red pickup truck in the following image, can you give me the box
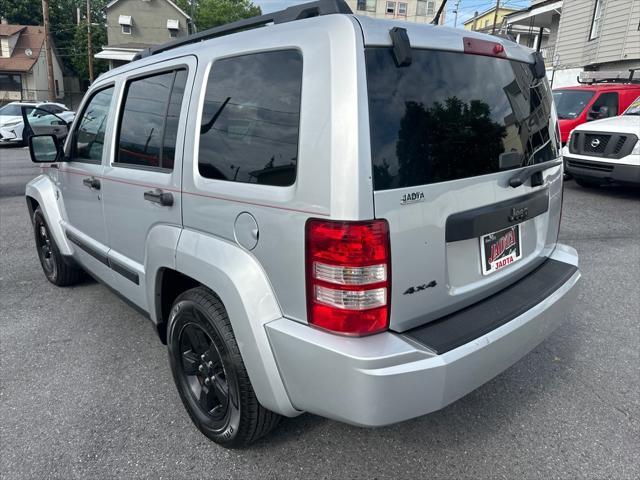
[553,83,640,144]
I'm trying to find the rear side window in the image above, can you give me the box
[116,69,187,170]
[73,87,114,163]
[366,48,559,190]
[198,50,303,186]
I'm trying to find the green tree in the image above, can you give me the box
[70,22,109,83]
[197,0,261,30]
[175,0,261,31]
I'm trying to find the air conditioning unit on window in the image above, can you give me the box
[118,15,133,26]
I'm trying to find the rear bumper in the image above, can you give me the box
[266,244,580,427]
[565,155,640,185]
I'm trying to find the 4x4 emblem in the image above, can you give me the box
[508,206,528,223]
[590,138,601,148]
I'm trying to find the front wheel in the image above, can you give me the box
[33,207,83,286]
[167,286,280,447]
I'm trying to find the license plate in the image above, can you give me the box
[480,224,522,275]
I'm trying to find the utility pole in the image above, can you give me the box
[453,0,461,28]
[41,0,56,101]
[86,0,94,83]
[491,0,500,35]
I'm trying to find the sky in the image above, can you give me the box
[254,0,532,28]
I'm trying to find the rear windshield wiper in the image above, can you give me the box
[508,158,562,188]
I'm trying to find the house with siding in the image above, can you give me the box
[96,0,191,68]
[506,0,640,87]
[0,23,66,104]
[346,0,444,23]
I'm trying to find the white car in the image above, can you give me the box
[564,96,640,187]
[0,102,75,145]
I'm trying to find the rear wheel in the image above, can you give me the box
[167,286,280,447]
[33,207,83,286]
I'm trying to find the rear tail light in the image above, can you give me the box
[463,37,508,58]
[305,219,391,336]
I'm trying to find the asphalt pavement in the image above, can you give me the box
[1,146,639,479]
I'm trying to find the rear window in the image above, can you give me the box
[366,48,559,191]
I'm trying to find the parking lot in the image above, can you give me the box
[1,145,638,479]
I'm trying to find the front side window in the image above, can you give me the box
[587,92,618,120]
[366,48,558,190]
[116,69,187,170]
[73,87,114,163]
[553,90,595,119]
[589,0,603,40]
[198,50,303,187]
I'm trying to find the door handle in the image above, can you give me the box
[82,176,100,190]
[144,189,174,206]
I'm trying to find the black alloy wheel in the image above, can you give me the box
[178,320,233,426]
[32,207,83,286]
[35,216,57,279]
[167,287,280,447]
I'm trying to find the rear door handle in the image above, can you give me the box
[82,176,100,190]
[144,189,174,206]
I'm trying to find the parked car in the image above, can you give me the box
[0,101,74,146]
[553,82,640,144]
[563,96,640,187]
[25,0,580,447]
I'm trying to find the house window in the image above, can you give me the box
[398,2,407,16]
[427,1,435,15]
[589,0,603,40]
[0,73,22,91]
[386,1,396,14]
[54,79,59,97]
[357,0,376,11]
[119,15,132,35]
[167,18,179,38]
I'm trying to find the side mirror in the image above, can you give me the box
[29,134,62,163]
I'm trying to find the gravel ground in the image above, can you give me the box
[1,146,639,479]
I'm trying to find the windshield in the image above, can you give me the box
[623,96,640,115]
[0,104,25,116]
[366,48,559,190]
[552,90,595,119]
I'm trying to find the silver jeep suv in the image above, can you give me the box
[25,0,580,447]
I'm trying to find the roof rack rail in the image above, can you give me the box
[133,0,353,60]
[576,68,640,85]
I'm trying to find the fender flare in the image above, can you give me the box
[25,174,73,256]
[172,228,300,417]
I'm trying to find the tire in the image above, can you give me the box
[167,286,281,447]
[575,177,601,188]
[33,207,83,286]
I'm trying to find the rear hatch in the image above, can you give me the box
[362,27,562,332]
